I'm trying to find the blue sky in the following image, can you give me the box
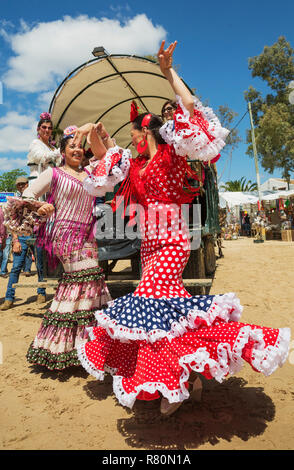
[0,0,293,185]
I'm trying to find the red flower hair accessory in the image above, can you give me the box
[130,100,139,122]
[141,114,152,128]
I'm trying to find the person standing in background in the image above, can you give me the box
[0,177,46,310]
[27,112,62,182]
[0,203,10,277]
[0,205,7,268]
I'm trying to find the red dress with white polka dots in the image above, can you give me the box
[77,97,290,408]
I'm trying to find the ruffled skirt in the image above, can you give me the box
[27,241,111,370]
[77,232,291,408]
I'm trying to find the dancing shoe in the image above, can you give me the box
[160,398,183,416]
[188,376,203,402]
[0,300,14,310]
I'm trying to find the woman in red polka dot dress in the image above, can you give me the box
[74,41,290,416]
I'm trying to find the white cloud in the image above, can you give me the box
[1,14,166,93]
[0,156,27,171]
[0,111,36,153]
[37,90,55,110]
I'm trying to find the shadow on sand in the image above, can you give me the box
[84,376,275,450]
[28,365,89,382]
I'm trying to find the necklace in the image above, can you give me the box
[63,165,85,181]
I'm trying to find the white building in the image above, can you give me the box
[260,178,294,191]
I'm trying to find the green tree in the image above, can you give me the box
[216,105,242,153]
[0,169,28,192]
[215,105,242,183]
[244,37,294,184]
[220,177,257,192]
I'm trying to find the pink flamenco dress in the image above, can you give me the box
[4,167,111,370]
[77,96,290,408]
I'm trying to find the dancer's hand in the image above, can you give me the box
[87,125,99,145]
[94,122,114,149]
[157,40,194,117]
[157,40,177,75]
[37,203,55,217]
[72,123,95,147]
[94,122,109,140]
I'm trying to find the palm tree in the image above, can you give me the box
[220,177,258,192]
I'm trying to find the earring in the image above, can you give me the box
[136,138,148,154]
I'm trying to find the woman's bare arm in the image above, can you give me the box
[157,40,194,116]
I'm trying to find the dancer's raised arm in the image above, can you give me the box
[157,40,194,117]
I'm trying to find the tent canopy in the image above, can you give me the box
[219,190,294,208]
[49,53,184,150]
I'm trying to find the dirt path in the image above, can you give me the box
[0,237,293,450]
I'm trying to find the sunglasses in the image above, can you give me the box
[163,106,174,114]
[40,125,53,130]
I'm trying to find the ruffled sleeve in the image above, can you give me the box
[27,139,62,167]
[83,145,131,197]
[159,95,229,162]
[2,168,53,235]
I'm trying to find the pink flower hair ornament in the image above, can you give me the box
[39,112,52,120]
[63,125,78,138]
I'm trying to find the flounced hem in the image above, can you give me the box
[59,267,104,285]
[91,293,242,344]
[42,309,97,328]
[49,293,110,314]
[76,342,105,380]
[159,95,229,162]
[26,344,81,370]
[76,337,117,379]
[250,327,291,375]
[77,325,291,409]
[83,146,131,197]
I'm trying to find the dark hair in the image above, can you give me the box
[161,100,177,117]
[132,113,165,145]
[85,148,94,159]
[60,135,73,155]
[37,118,53,129]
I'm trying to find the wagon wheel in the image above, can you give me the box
[183,247,206,295]
[131,254,142,280]
[204,237,216,275]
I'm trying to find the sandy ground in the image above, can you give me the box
[0,237,293,451]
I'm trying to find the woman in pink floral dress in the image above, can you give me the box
[4,126,111,370]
